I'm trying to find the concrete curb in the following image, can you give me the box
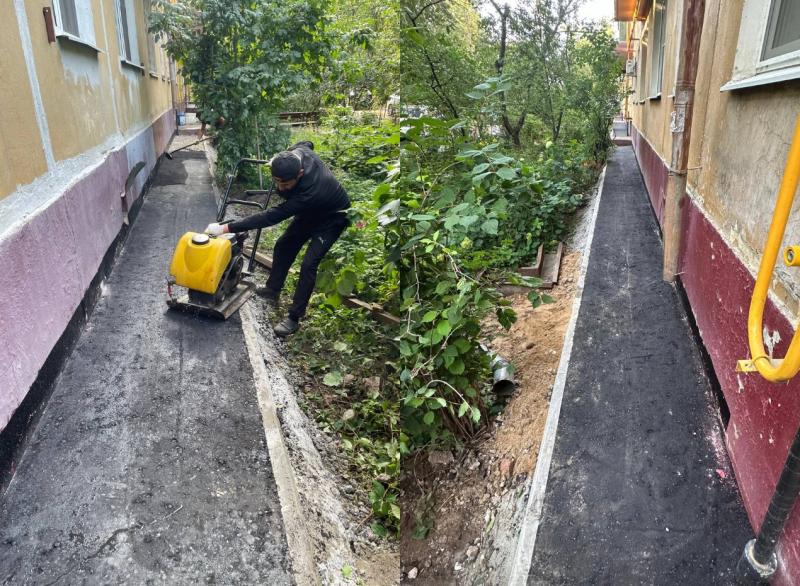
[240,304,320,586]
[506,164,608,586]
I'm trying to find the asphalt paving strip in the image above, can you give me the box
[525,147,753,584]
[0,150,293,585]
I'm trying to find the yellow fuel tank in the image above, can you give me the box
[169,232,232,294]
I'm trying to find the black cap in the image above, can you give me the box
[271,151,302,180]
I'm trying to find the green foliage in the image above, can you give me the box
[296,109,399,180]
[284,116,401,537]
[289,304,401,536]
[401,0,491,119]
[150,0,332,175]
[292,117,401,308]
[479,2,623,161]
[284,0,400,111]
[149,0,620,538]
[388,116,552,446]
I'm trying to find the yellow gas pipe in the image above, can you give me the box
[737,115,800,381]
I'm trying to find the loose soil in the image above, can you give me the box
[399,250,580,585]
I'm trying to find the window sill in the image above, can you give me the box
[56,32,103,54]
[149,71,159,78]
[757,51,800,75]
[721,64,800,91]
[121,59,145,74]
[648,93,662,101]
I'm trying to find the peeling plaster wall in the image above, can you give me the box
[4,0,175,179]
[682,2,800,582]
[0,5,48,197]
[23,0,117,162]
[626,0,800,582]
[627,0,683,169]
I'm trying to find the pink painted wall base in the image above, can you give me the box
[631,125,669,226]
[0,109,175,433]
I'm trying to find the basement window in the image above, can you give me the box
[51,0,99,49]
[723,0,800,91]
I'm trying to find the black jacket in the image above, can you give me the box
[227,142,349,232]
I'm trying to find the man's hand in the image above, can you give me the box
[204,222,228,236]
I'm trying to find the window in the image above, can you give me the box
[115,0,141,67]
[723,0,800,90]
[636,25,649,101]
[763,0,800,60]
[51,0,96,46]
[144,1,158,75]
[162,46,170,80]
[648,0,667,98]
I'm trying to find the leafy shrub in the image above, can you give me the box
[383,116,556,447]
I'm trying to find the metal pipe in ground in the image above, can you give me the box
[737,424,800,583]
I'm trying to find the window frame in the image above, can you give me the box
[722,0,800,91]
[636,23,649,102]
[115,0,143,71]
[143,0,159,76]
[762,0,800,61]
[648,0,667,99]
[51,0,100,50]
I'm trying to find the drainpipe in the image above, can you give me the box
[661,0,706,281]
[736,426,800,582]
[169,60,178,119]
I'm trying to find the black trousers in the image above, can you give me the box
[265,212,349,321]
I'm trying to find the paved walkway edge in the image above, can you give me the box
[241,304,320,585]
[507,165,607,586]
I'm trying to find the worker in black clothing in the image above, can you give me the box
[205,141,350,336]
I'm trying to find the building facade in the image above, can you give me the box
[1,1,177,441]
[617,0,800,582]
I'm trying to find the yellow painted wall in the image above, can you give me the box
[103,1,174,140]
[0,12,48,200]
[4,1,175,181]
[24,0,117,161]
[627,0,684,163]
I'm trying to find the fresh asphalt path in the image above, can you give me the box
[527,147,753,584]
[0,148,292,584]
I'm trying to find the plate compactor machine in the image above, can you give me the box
[167,157,272,320]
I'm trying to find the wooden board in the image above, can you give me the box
[540,242,564,287]
[244,246,401,326]
[519,244,544,277]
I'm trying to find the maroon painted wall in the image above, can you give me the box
[631,125,669,226]
[679,199,800,585]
